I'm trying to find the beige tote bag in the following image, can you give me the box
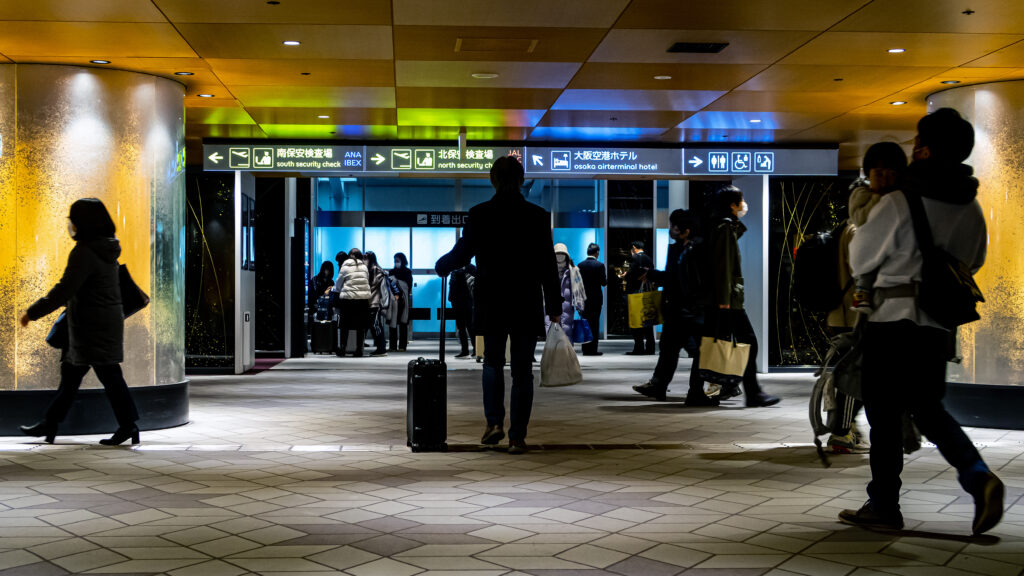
[698,336,751,386]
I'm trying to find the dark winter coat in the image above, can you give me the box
[709,216,746,310]
[577,257,606,314]
[647,238,705,321]
[545,265,575,335]
[626,251,653,294]
[436,190,560,337]
[28,238,124,366]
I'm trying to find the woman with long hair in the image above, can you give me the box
[19,198,141,445]
[364,251,389,356]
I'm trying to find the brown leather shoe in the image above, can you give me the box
[508,440,528,455]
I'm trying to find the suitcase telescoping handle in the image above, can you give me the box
[439,274,447,361]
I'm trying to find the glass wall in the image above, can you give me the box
[313,176,605,336]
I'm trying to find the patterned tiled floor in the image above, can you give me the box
[1,340,1023,576]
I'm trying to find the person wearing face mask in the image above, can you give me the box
[633,210,718,405]
[547,244,576,337]
[707,185,780,408]
[18,198,141,446]
[389,252,412,352]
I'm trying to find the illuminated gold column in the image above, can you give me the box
[0,64,185,391]
[931,81,1024,386]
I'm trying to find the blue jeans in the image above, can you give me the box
[482,331,538,441]
[862,321,986,511]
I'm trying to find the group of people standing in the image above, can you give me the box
[311,251,412,357]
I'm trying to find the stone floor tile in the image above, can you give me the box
[467,526,534,543]
[167,559,248,576]
[29,537,99,560]
[638,543,710,568]
[777,554,855,576]
[695,554,790,569]
[0,550,43,571]
[556,543,630,568]
[305,546,380,570]
[193,536,262,558]
[345,557,423,576]
[83,558,204,573]
[605,555,685,576]
[50,549,128,573]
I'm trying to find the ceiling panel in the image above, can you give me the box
[4,56,216,84]
[186,107,256,125]
[154,0,391,25]
[781,32,1023,67]
[0,22,196,57]
[396,108,547,127]
[530,126,668,140]
[395,87,562,110]
[261,124,399,139]
[704,90,881,113]
[834,0,1024,34]
[590,29,817,64]
[0,1,166,22]
[395,61,581,89]
[737,65,949,93]
[552,89,726,111]
[660,128,792,143]
[175,24,392,60]
[231,86,395,108]
[392,0,629,28]
[186,124,268,139]
[394,26,606,62]
[679,110,831,131]
[615,0,865,31]
[966,41,1024,68]
[208,59,394,87]
[568,63,766,91]
[538,110,691,128]
[396,126,533,140]
[246,107,396,125]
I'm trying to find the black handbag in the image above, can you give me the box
[44,264,148,350]
[119,264,150,318]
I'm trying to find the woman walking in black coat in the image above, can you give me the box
[19,198,141,445]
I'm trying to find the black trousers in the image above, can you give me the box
[862,320,986,511]
[46,362,139,428]
[631,326,656,354]
[389,324,409,351]
[338,299,370,354]
[581,307,601,355]
[454,307,474,354]
[652,315,704,397]
[706,309,764,399]
[369,307,386,353]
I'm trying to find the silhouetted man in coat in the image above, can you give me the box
[577,243,606,356]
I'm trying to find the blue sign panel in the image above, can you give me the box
[524,147,681,177]
[682,148,836,176]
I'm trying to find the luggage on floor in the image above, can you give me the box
[315,296,331,321]
[407,280,448,452]
[311,319,336,354]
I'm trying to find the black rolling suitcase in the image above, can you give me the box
[407,280,447,452]
[311,320,336,354]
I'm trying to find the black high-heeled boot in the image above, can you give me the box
[99,425,140,446]
[20,420,57,444]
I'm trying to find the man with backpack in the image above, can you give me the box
[839,108,1002,535]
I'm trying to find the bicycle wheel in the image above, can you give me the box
[809,372,836,437]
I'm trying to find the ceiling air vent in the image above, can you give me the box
[667,42,728,53]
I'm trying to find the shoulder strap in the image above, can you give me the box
[903,192,934,252]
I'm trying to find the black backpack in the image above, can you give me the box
[793,223,850,312]
[904,192,984,329]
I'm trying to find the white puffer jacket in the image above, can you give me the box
[335,259,371,300]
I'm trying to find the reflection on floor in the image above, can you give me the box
[0,340,1022,576]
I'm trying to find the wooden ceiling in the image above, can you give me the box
[1,0,1022,170]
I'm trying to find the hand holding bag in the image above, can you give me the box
[541,324,582,387]
[697,313,750,386]
[572,316,594,345]
[119,264,150,318]
[627,281,663,329]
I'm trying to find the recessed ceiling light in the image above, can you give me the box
[941,80,961,84]
[749,119,762,123]
[471,73,499,79]
[90,60,110,64]
[962,8,975,15]
[317,115,330,119]
[888,48,906,53]
[300,72,311,76]
[833,78,844,82]
[174,71,194,76]
[282,40,301,46]
[653,75,672,80]
[890,101,907,106]
[197,94,215,98]
[267,0,280,4]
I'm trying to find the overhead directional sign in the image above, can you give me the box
[682,148,836,176]
[523,147,681,177]
[203,142,837,176]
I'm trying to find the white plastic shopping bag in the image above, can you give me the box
[540,324,582,387]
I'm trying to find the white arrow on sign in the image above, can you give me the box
[371,153,385,165]
[208,152,223,164]
[532,154,543,167]
[688,156,703,168]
